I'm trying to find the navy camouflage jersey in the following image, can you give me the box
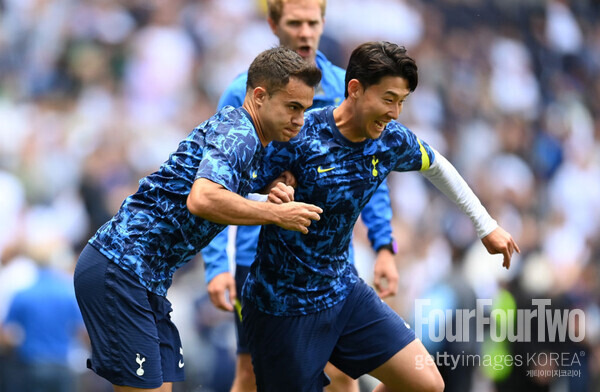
[243,106,436,316]
[90,106,263,296]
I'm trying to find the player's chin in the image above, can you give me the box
[280,128,300,140]
[368,127,385,140]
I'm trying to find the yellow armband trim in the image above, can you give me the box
[418,139,431,171]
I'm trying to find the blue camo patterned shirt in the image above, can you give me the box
[242,106,436,316]
[89,106,263,296]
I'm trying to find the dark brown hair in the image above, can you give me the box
[247,46,321,95]
[344,41,418,97]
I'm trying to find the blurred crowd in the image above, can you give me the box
[1,0,599,391]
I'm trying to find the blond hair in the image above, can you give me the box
[266,0,326,23]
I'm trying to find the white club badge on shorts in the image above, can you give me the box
[136,353,146,376]
[179,347,184,368]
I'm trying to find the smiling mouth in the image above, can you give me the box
[374,120,387,130]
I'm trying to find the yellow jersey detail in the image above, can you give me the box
[317,166,335,173]
[418,140,430,171]
[371,156,379,177]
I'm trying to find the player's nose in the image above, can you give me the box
[291,114,304,128]
[299,22,313,37]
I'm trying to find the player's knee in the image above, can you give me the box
[422,369,444,392]
[411,361,444,392]
[383,367,444,392]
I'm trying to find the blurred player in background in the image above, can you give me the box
[242,41,520,392]
[73,47,323,392]
[204,1,395,390]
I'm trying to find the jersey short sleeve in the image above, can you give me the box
[196,108,263,193]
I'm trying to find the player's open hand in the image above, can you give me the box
[268,182,295,204]
[207,272,236,312]
[481,226,520,269]
[275,202,322,234]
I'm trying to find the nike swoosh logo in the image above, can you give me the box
[252,171,257,178]
[179,360,184,368]
[317,166,335,173]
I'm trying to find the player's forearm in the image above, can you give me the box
[188,185,280,226]
[421,150,497,238]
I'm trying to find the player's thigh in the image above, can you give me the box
[232,353,255,386]
[324,362,358,392]
[369,339,444,392]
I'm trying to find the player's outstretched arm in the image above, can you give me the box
[187,178,322,234]
[421,150,519,269]
[481,226,520,269]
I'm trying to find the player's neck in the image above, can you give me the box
[243,100,269,146]
[333,100,365,143]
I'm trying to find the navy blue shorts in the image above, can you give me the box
[73,244,185,388]
[242,278,415,392]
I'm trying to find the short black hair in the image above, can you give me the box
[344,41,418,97]
[247,46,321,96]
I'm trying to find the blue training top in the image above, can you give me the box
[90,107,263,296]
[5,268,83,365]
[202,51,393,283]
[243,106,436,316]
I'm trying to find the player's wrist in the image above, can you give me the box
[376,239,398,255]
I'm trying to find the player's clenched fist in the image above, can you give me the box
[274,202,322,234]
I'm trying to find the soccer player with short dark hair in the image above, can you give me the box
[73,46,323,392]
[242,41,520,392]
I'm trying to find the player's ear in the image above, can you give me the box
[347,79,362,99]
[253,87,268,106]
[267,17,278,34]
